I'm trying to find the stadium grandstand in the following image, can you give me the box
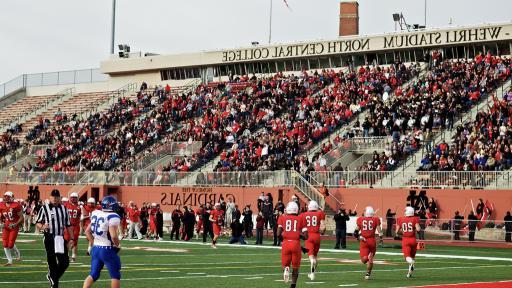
[1,1,512,287]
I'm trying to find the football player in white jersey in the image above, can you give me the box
[83,196,121,288]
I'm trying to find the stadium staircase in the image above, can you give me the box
[1,83,139,172]
[306,62,428,173]
[305,63,428,157]
[120,79,202,171]
[381,77,512,187]
[0,88,74,133]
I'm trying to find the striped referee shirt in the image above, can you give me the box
[35,203,70,236]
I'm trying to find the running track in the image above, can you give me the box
[408,280,512,288]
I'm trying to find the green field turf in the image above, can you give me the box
[1,234,511,288]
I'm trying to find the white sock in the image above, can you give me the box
[309,256,316,273]
[4,248,12,263]
[13,245,19,257]
[406,257,415,265]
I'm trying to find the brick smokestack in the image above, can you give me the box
[339,1,359,36]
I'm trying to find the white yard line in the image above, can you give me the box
[121,238,512,263]
[13,235,512,262]
[0,264,509,284]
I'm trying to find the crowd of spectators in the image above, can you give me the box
[419,88,512,171]
[212,62,415,173]
[7,53,510,178]
[417,54,512,172]
[315,52,511,174]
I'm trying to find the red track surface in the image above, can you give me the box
[408,280,512,288]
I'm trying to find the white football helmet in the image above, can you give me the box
[70,192,79,198]
[3,191,14,203]
[308,201,319,211]
[405,206,415,217]
[364,206,375,217]
[286,201,299,215]
[87,198,96,204]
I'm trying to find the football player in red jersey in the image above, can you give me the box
[300,200,326,281]
[396,206,421,278]
[149,203,159,240]
[355,206,383,280]
[64,192,81,262]
[0,191,22,266]
[209,203,225,248]
[81,198,97,235]
[277,201,308,288]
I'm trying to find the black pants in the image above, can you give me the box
[273,226,280,246]
[506,232,511,242]
[243,222,253,237]
[454,230,460,240]
[44,234,69,288]
[255,228,263,244]
[335,229,346,248]
[386,221,393,237]
[203,224,214,243]
[170,224,181,240]
[157,223,164,238]
[469,230,475,241]
[184,225,194,241]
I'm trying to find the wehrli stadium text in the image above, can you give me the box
[221,26,506,63]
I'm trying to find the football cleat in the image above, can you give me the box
[283,266,290,283]
[2,262,12,267]
[364,272,371,280]
[308,272,315,281]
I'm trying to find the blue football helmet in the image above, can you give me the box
[101,196,119,212]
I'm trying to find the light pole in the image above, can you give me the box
[268,0,273,44]
[424,0,427,27]
[111,0,116,55]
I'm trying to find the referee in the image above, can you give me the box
[36,189,73,288]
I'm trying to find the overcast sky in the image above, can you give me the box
[1,0,511,83]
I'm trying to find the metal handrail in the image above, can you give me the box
[0,170,511,189]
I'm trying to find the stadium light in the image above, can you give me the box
[118,44,130,58]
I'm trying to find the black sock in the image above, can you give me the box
[290,284,296,288]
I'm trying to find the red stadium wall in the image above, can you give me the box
[0,184,308,211]
[327,188,512,220]
[1,184,511,219]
